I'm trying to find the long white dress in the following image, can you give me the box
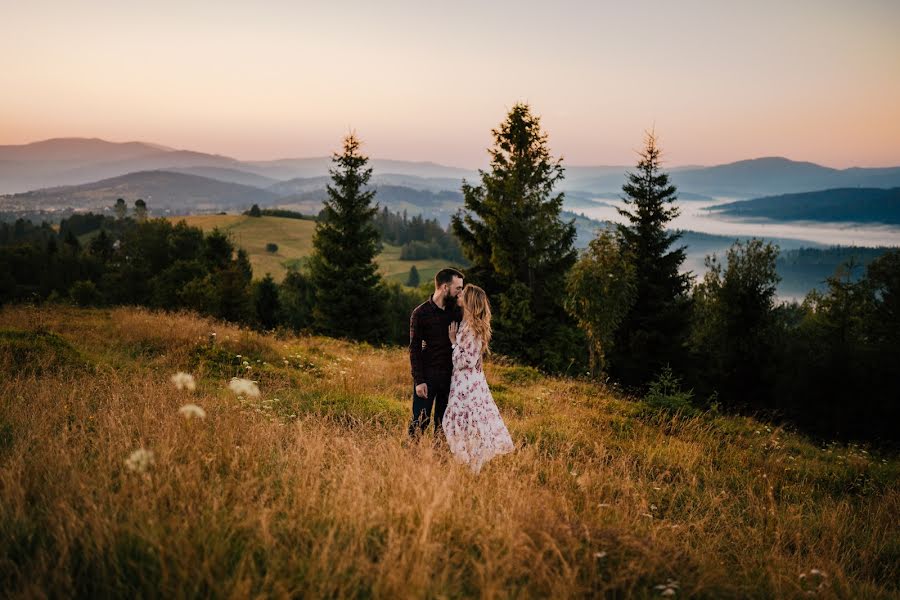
[442,321,515,473]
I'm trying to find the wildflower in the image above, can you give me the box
[170,372,196,392]
[799,569,828,594]
[228,377,260,398]
[179,404,207,419]
[654,579,680,596]
[125,448,155,473]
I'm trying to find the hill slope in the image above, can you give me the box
[168,214,461,284]
[708,187,900,225]
[0,306,897,598]
[1,170,280,213]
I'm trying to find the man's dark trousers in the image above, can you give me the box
[408,377,450,437]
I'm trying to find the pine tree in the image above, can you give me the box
[451,103,579,371]
[308,133,385,341]
[609,130,693,387]
[253,273,280,330]
[134,199,148,222]
[114,198,127,220]
[406,265,420,287]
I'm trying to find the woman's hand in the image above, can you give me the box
[449,322,458,345]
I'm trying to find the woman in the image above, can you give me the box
[443,284,515,473]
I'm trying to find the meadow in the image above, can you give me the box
[166,214,458,285]
[0,305,897,598]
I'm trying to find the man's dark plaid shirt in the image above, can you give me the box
[409,296,463,387]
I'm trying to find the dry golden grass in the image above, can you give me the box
[0,305,897,598]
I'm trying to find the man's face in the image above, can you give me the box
[448,276,464,299]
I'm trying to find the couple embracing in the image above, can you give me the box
[408,268,514,473]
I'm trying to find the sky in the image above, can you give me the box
[1,0,899,168]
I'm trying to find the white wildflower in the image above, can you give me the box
[593,551,607,559]
[170,371,196,392]
[125,448,155,473]
[654,579,680,596]
[179,404,207,419]
[228,377,260,398]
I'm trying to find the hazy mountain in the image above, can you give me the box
[267,176,336,197]
[275,184,465,225]
[4,138,900,201]
[0,138,479,194]
[245,157,477,182]
[670,157,900,198]
[170,166,282,189]
[0,137,171,161]
[0,139,241,193]
[562,157,900,199]
[708,187,900,225]
[0,170,279,213]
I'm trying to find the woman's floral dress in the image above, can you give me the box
[443,321,514,473]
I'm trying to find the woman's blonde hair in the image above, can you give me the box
[461,284,492,353]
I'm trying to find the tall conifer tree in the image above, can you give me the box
[308,133,385,341]
[609,130,692,387]
[452,103,579,370]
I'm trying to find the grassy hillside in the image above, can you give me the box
[168,215,317,281]
[1,306,897,598]
[168,214,463,285]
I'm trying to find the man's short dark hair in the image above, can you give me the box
[434,267,464,288]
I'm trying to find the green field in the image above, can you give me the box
[168,214,463,285]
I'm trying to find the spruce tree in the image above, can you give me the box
[451,103,579,371]
[253,273,280,330]
[308,133,385,341]
[134,199,148,222]
[406,265,420,287]
[609,130,692,387]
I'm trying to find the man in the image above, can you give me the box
[408,267,464,438]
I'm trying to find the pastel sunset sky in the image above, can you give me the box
[2,0,898,167]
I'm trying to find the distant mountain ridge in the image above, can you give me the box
[0,170,279,213]
[708,187,900,225]
[3,138,900,200]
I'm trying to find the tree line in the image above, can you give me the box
[1,105,897,445]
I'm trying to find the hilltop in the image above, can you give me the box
[0,306,897,598]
